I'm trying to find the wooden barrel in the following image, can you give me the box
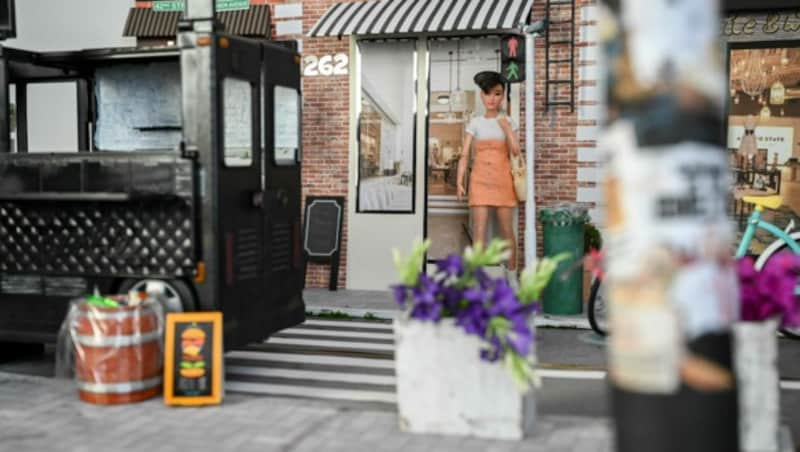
[73,303,162,404]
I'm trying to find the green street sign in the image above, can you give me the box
[152,0,250,12]
[153,1,185,11]
[217,0,250,11]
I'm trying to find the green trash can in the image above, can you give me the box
[539,203,589,315]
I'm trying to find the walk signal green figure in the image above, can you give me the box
[506,61,520,81]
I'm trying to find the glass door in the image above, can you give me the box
[426,37,508,261]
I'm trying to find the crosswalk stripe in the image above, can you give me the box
[226,381,397,404]
[226,366,397,385]
[302,319,393,331]
[265,336,395,352]
[225,350,395,369]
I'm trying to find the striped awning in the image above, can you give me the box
[308,0,534,38]
[123,5,271,39]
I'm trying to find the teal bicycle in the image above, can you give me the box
[588,194,800,339]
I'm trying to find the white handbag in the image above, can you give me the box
[509,151,526,202]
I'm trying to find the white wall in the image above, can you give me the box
[6,0,135,151]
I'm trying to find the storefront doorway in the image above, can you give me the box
[728,42,800,254]
[426,37,520,262]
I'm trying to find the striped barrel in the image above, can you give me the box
[73,303,163,405]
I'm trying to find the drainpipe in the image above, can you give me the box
[520,20,545,269]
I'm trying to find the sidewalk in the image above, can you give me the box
[0,371,613,452]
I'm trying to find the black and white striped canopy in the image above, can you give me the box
[308,0,535,38]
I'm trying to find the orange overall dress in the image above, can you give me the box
[469,139,517,207]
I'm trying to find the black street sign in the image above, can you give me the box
[501,34,525,83]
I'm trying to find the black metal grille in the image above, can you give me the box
[0,200,195,278]
[235,227,260,281]
[270,221,290,273]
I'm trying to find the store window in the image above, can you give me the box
[274,85,301,166]
[356,40,416,213]
[222,77,253,167]
[728,44,800,253]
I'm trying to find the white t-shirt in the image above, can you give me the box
[465,115,518,141]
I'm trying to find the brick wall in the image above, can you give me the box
[515,0,599,269]
[299,0,356,288]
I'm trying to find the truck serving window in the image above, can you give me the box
[222,77,253,167]
[274,85,300,166]
[94,62,182,152]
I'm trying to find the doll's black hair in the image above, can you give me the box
[474,71,512,114]
[473,71,508,94]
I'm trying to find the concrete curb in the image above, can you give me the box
[306,306,592,330]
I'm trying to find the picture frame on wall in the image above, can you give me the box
[164,312,223,406]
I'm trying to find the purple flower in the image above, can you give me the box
[410,300,443,321]
[480,336,502,362]
[409,274,442,321]
[506,318,534,356]
[437,254,465,277]
[439,286,463,312]
[487,278,520,317]
[475,268,493,290]
[392,284,408,307]
[457,301,490,336]
[738,252,800,328]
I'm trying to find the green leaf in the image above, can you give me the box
[517,252,570,304]
[464,238,511,270]
[504,351,540,393]
[392,239,431,286]
[487,316,511,340]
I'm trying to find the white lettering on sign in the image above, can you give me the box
[727,125,794,164]
[304,54,349,77]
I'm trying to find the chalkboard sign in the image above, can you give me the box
[164,312,223,406]
[303,196,344,290]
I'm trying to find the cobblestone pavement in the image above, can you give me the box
[0,371,613,452]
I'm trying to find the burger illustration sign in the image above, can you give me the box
[164,312,223,406]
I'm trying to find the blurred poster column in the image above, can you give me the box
[598,1,739,451]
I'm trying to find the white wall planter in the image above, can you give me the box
[394,317,536,440]
[734,319,780,452]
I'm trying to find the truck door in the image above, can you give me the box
[215,37,268,347]
[260,43,305,336]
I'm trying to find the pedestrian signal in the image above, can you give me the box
[501,35,525,83]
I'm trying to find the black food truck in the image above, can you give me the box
[0,0,305,348]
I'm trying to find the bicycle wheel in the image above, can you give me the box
[754,240,800,340]
[587,277,609,336]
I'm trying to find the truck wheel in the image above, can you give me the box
[118,279,196,313]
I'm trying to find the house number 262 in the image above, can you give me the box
[304,54,349,76]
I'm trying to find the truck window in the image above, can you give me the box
[222,77,253,168]
[94,62,182,152]
[22,82,79,153]
[274,85,300,166]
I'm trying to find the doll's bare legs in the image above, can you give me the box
[497,207,517,272]
[471,206,489,250]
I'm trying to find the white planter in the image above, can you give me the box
[394,317,536,440]
[734,319,780,452]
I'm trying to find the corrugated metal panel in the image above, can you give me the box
[123,5,271,39]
